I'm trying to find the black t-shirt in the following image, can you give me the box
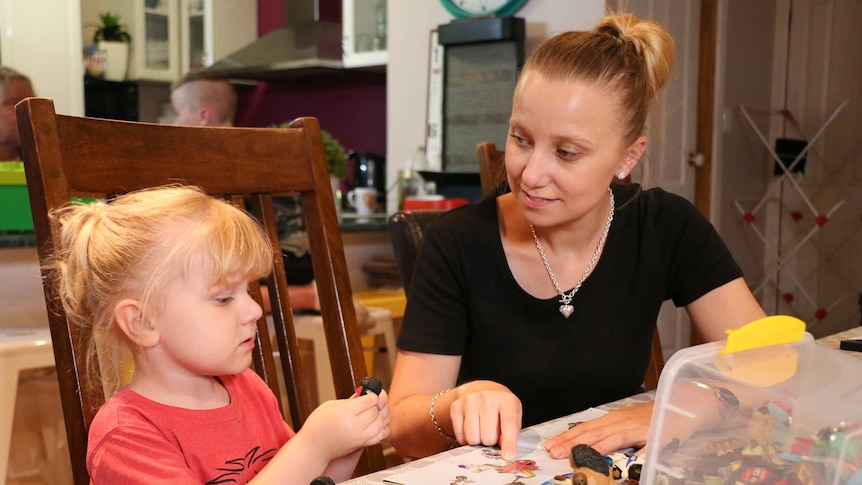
[398,184,744,426]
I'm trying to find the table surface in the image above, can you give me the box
[343,392,656,485]
[343,326,862,484]
[812,324,862,355]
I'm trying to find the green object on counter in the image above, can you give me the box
[0,162,97,231]
[0,162,32,231]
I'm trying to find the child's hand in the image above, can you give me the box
[373,389,391,440]
[298,391,390,462]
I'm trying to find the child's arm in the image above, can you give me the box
[321,390,390,479]
[321,449,364,480]
[251,392,390,483]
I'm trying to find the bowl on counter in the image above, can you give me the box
[402,195,469,211]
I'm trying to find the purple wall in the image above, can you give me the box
[236,0,387,156]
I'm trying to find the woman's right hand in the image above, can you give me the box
[389,352,523,459]
[450,381,523,460]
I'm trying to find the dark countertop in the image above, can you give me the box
[339,213,389,233]
[1,218,389,248]
[0,231,36,248]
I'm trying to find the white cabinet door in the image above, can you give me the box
[138,0,181,81]
[0,0,84,115]
[106,0,256,82]
[343,0,387,68]
[102,0,180,82]
[182,0,256,74]
[607,0,702,359]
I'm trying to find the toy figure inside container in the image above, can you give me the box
[642,316,862,485]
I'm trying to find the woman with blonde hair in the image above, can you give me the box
[388,13,765,460]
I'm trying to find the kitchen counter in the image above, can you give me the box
[1,222,397,331]
[0,232,36,249]
[0,216,391,248]
[339,214,390,233]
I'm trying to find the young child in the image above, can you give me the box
[52,185,389,484]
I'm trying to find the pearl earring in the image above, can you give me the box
[616,171,627,180]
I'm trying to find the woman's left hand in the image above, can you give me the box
[542,402,654,458]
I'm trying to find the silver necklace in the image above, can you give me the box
[529,187,614,318]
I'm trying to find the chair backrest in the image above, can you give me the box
[390,141,664,391]
[476,141,505,195]
[388,210,446,293]
[16,97,384,484]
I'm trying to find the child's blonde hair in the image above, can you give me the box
[51,185,274,396]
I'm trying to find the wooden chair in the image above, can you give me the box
[476,141,505,195]
[16,97,385,484]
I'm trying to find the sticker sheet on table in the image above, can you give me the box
[383,408,608,485]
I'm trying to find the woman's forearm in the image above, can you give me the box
[390,390,460,458]
[390,380,518,458]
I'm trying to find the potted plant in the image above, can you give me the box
[93,12,131,81]
[272,122,347,180]
[320,130,348,181]
[272,122,349,219]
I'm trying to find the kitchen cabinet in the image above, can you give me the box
[102,0,257,82]
[342,0,387,68]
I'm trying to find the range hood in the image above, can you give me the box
[209,0,343,80]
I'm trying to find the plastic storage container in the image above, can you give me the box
[643,316,862,485]
[0,162,33,231]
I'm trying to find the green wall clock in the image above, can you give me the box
[440,0,528,19]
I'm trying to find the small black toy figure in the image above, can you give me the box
[358,376,383,396]
[570,444,613,485]
[310,476,335,485]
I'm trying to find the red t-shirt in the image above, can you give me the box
[87,369,294,484]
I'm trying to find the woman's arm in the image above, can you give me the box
[543,278,765,458]
[388,350,463,457]
[388,350,523,459]
[686,277,766,342]
[259,282,320,314]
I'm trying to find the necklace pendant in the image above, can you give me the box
[559,304,574,318]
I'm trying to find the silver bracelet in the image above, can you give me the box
[692,380,743,427]
[692,381,740,410]
[429,388,459,447]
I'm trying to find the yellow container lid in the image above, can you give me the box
[0,162,26,185]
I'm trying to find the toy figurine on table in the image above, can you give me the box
[570,445,614,485]
[548,445,643,485]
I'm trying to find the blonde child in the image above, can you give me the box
[53,185,389,483]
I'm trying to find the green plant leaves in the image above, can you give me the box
[94,12,131,43]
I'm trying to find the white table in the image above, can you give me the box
[343,325,862,484]
[342,392,656,485]
[0,327,54,482]
[815,325,862,357]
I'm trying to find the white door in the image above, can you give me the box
[0,0,84,116]
[607,0,703,359]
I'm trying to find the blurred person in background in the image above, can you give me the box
[170,69,236,127]
[0,67,36,161]
[171,69,322,313]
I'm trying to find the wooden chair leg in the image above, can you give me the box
[643,329,665,391]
